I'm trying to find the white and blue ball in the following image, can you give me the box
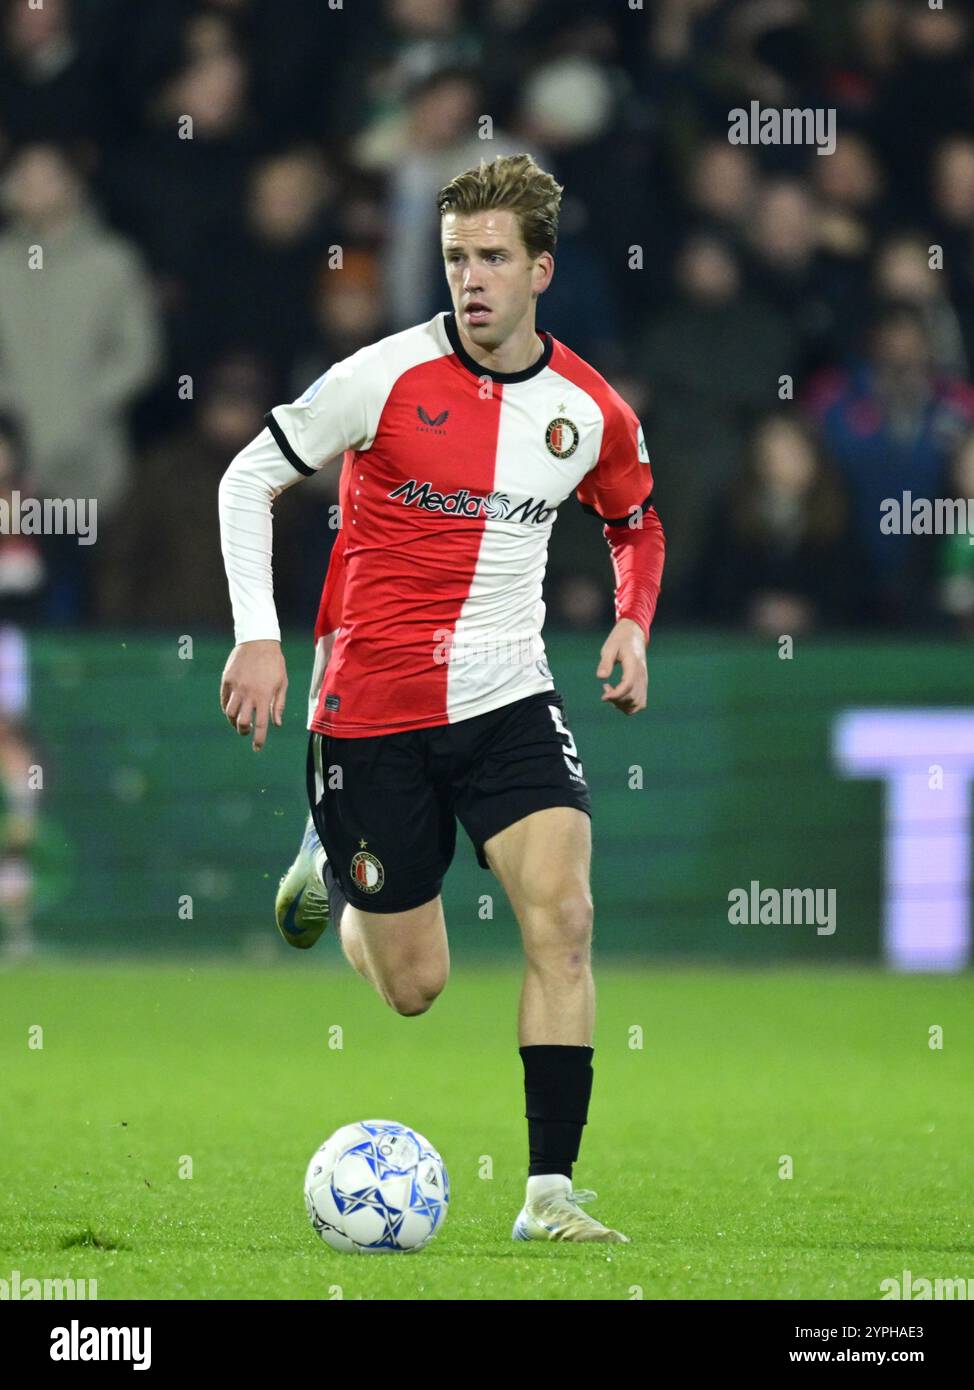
[304,1119,449,1253]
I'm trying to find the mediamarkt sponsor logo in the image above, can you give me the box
[388,479,555,524]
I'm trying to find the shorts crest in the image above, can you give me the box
[350,848,385,893]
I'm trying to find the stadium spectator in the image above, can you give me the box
[925,429,974,637]
[290,249,389,400]
[0,141,161,613]
[635,229,793,601]
[95,353,321,630]
[872,232,968,377]
[691,413,863,632]
[804,302,974,624]
[195,146,341,383]
[335,0,484,151]
[0,0,97,144]
[881,3,974,213]
[1,0,972,637]
[514,16,657,354]
[930,135,974,249]
[684,140,758,242]
[827,0,900,120]
[929,135,974,366]
[377,65,531,328]
[743,178,859,376]
[814,132,888,240]
[0,416,47,627]
[106,22,256,381]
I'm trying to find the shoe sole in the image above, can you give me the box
[511,1208,629,1243]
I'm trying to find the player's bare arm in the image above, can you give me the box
[596,617,648,715]
[220,638,288,750]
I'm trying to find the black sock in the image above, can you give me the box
[520,1044,594,1181]
[322,860,347,942]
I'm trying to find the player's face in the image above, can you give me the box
[441,210,550,346]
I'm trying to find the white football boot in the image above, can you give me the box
[274,814,330,950]
[512,1175,630,1243]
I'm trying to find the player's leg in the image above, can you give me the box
[455,690,627,1242]
[275,811,331,950]
[306,726,456,1014]
[275,815,450,1015]
[486,805,626,1242]
[329,890,449,1017]
[484,804,593,1048]
[275,635,336,950]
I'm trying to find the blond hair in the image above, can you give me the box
[436,153,564,261]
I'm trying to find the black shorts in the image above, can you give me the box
[306,689,591,914]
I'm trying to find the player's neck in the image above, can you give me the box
[453,317,545,376]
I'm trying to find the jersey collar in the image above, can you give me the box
[443,311,552,384]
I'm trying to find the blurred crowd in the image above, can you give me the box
[2,0,974,639]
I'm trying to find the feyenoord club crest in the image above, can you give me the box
[350,846,385,894]
[545,417,579,459]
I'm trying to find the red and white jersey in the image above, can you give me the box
[304,456,352,725]
[313,455,352,644]
[264,310,656,738]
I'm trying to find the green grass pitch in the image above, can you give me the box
[1,962,971,1300]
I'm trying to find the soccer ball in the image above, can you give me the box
[304,1119,449,1254]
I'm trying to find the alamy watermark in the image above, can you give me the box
[433,626,546,669]
[0,492,97,545]
[728,101,836,156]
[881,1268,973,1300]
[880,493,974,539]
[728,880,836,936]
[50,1320,150,1370]
[1,1268,98,1299]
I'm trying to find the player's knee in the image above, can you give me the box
[524,891,593,970]
[382,966,448,1016]
[384,985,440,1017]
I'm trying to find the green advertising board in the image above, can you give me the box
[23,631,974,964]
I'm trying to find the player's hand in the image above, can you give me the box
[596,619,648,715]
[220,640,288,750]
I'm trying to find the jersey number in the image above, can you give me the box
[548,705,585,781]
